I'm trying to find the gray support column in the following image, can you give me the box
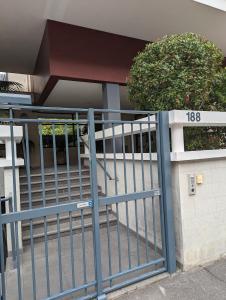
[102,83,122,152]
[157,111,176,274]
[88,108,106,299]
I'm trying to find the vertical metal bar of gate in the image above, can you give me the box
[88,109,106,300]
[157,111,176,274]
[9,108,23,300]
[0,106,176,300]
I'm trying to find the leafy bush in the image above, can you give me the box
[128,33,226,150]
[210,68,226,110]
[41,123,75,136]
[41,122,77,149]
[128,33,225,111]
[184,127,226,151]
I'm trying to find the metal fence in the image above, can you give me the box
[0,105,176,300]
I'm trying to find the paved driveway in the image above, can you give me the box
[117,258,226,300]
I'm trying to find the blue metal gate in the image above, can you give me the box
[0,105,176,300]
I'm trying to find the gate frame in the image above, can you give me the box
[157,111,176,274]
[0,106,176,300]
[89,110,176,299]
[88,108,106,300]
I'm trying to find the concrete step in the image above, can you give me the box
[20,190,104,209]
[20,166,110,246]
[20,165,89,175]
[22,212,117,245]
[20,182,93,197]
[20,182,100,201]
[19,168,90,183]
[20,175,90,191]
[22,206,110,228]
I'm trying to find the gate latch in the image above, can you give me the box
[77,200,93,209]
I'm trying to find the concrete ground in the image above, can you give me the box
[117,258,226,300]
[7,215,226,300]
[5,223,162,300]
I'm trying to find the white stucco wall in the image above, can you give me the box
[172,158,226,270]
[91,156,164,252]
[88,154,226,271]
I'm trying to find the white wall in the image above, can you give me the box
[92,154,226,271]
[94,156,164,251]
[7,73,31,92]
[172,158,226,270]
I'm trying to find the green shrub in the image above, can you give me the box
[128,33,226,150]
[41,123,75,136]
[128,33,224,111]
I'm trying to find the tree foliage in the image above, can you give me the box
[41,123,75,136]
[128,33,226,111]
[128,33,226,151]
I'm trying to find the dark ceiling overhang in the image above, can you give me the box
[33,20,148,105]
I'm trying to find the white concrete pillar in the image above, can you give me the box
[171,124,184,153]
[84,142,89,155]
[0,125,24,254]
[5,140,17,161]
[4,167,23,252]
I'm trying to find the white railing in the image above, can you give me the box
[83,110,226,162]
[0,125,24,253]
[169,110,226,161]
[0,125,24,164]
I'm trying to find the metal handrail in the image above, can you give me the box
[0,196,12,203]
[80,136,117,181]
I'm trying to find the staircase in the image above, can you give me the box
[19,166,116,245]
